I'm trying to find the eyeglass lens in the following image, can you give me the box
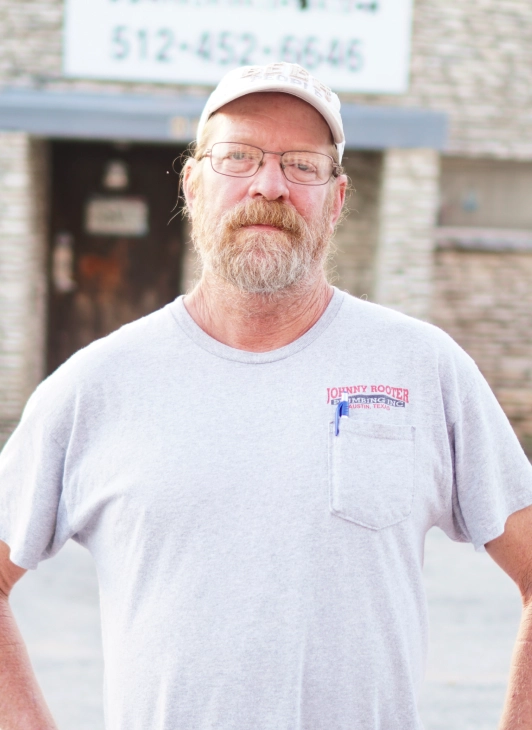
[209,143,334,185]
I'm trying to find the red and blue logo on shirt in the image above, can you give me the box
[327,384,410,410]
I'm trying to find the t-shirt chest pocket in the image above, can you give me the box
[328,420,416,530]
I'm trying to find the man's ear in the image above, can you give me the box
[183,159,198,216]
[329,174,348,233]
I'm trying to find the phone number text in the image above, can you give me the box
[111,26,364,72]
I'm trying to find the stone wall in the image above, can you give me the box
[349,0,532,161]
[0,132,49,445]
[433,248,532,457]
[333,148,441,323]
[1,1,532,161]
[2,0,532,449]
[331,151,381,299]
[372,148,440,320]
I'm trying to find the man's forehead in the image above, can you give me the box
[207,92,334,145]
[219,91,319,112]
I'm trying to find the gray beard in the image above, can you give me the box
[191,198,333,295]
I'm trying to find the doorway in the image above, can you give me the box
[47,140,186,374]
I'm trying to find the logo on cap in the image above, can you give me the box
[241,63,333,103]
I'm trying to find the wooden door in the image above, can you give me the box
[47,141,185,374]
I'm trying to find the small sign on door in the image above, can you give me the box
[85,197,149,237]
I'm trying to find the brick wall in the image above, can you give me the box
[1,1,532,160]
[372,148,440,320]
[349,0,532,161]
[0,132,48,446]
[2,0,532,448]
[333,148,441,323]
[433,248,532,456]
[332,151,381,299]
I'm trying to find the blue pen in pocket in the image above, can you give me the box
[335,392,350,436]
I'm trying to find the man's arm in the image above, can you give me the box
[0,539,58,729]
[486,505,532,729]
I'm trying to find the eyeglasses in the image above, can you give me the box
[201,142,342,186]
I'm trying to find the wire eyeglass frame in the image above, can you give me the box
[200,142,343,186]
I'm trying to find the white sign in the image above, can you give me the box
[64,0,413,93]
[85,197,149,236]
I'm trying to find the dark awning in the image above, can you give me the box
[0,88,447,150]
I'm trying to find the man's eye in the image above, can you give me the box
[286,161,316,174]
[227,152,254,162]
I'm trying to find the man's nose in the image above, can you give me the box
[247,153,290,201]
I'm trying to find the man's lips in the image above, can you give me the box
[241,224,282,232]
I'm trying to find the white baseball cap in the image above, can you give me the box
[196,63,346,162]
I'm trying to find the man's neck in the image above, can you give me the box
[184,272,334,352]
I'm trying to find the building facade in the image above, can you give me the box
[1,0,532,452]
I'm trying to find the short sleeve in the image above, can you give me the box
[0,383,74,570]
[443,354,532,551]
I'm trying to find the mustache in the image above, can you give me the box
[221,199,308,237]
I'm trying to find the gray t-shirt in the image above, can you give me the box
[1,288,532,730]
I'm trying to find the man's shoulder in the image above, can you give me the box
[29,301,180,413]
[68,302,177,370]
[337,290,456,351]
[336,291,484,398]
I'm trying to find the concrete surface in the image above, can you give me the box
[419,527,521,730]
[10,540,105,730]
[9,527,522,729]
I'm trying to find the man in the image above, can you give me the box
[1,62,532,730]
